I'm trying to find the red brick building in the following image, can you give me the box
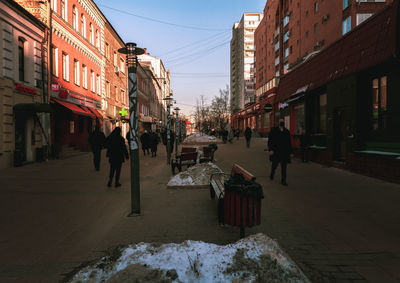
[103,21,128,137]
[234,0,393,136]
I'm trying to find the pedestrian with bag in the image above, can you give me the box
[244,126,252,148]
[88,125,106,171]
[268,118,292,186]
[104,127,129,187]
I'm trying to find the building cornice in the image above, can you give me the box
[52,20,103,67]
[76,0,106,28]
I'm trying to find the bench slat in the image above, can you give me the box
[231,163,255,181]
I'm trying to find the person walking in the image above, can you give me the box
[268,118,292,186]
[88,125,106,171]
[244,126,252,148]
[149,131,160,157]
[140,130,151,156]
[104,127,129,187]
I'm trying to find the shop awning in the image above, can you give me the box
[52,98,95,117]
[13,103,53,113]
[87,107,104,119]
[80,106,97,118]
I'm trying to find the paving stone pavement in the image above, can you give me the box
[0,137,399,282]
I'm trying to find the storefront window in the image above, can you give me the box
[264,112,270,129]
[69,121,74,134]
[372,76,387,130]
[319,93,327,133]
[294,103,305,135]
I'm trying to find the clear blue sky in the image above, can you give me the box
[94,0,266,116]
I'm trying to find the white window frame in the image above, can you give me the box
[53,47,59,77]
[62,52,69,81]
[356,13,372,26]
[120,57,125,74]
[96,74,101,96]
[81,15,86,38]
[51,0,57,13]
[89,23,94,44]
[73,6,78,30]
[91,70,95,92]
[74,59,80,85]
[96,30,100,48]
[82,65,87,89]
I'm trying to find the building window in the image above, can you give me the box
[121,89,126,104]
[372,76,387,130]
[89,23,94,44]
[356,13,372,26]
[18,37,25,82]
[283,15,289,26]
[105,42,110,59]
[314,23,318,34]
[120,58,125,73]
[74,59,80,85]
[305,31,309,38]
[275,56,280,66]
[314,2,318,13]
[342,16,351,35]
[96,75,101,96]
[275,41,279,51]
[319,93,327,133]
[284,31,289,42]
[61,0,66,20]
[115,86,119,102]
[96,30,100,48]
[343,0,350,10]
[62,52,69,81]
[82,64,87,88]
[69,120,74,134]
[113,51,117,66]
[91,70,95,92]
[81,15,86,37]
[52,47,58,76]
[285,47,289,58]
[51,0,57,13]
[290,45,293,54]
[72,6,78,30]
[106,81,111,98]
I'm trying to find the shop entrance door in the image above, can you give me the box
[333,107,347,161]
[14,116,27,164]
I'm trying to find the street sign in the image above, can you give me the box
[264,103,273,113]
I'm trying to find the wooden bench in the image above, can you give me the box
[199,145,217,163]
[210,164,255,225]
[171,147,198,174]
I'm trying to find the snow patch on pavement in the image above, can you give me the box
[167,163,222,186]
[70,233,310,283]
[183,133,221,143]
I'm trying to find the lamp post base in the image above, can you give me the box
[128,212,141,217]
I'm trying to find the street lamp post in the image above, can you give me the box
[174,107,180,159]
[163,95,173,165]
[118,42,145,216]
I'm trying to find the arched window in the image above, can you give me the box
[61,0,67,20]
[51,0,57,13]
[96,30,100,48]
[18,37,26,82]
[72,6,78,30]
[81,15,86,37]
[89,23,94,44]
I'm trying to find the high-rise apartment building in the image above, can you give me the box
[255,0,392,102]
[230,13,263,113]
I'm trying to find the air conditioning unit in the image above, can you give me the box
[114,66,120,74]
[322,14,330,23]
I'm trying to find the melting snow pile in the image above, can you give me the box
[183,133,221,143]
[70,234,310,283]
[167,163,222,187]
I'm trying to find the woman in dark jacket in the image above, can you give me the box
[104,127,129,187]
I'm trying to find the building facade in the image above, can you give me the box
[230,13,263,114]
[103,20,128,137]
[0,0,48,169]
[233,0,393,136]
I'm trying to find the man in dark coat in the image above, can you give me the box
[88,125,106,171]
[268,118,292,186]
[149,131,160,157]
[140,130,151,156]
[244,127,252,148]
[104,127,129,187]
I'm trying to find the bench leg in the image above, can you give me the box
[171,163,176,175]
[218,198,224,225]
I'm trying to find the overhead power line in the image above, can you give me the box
[98,4,229,31]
